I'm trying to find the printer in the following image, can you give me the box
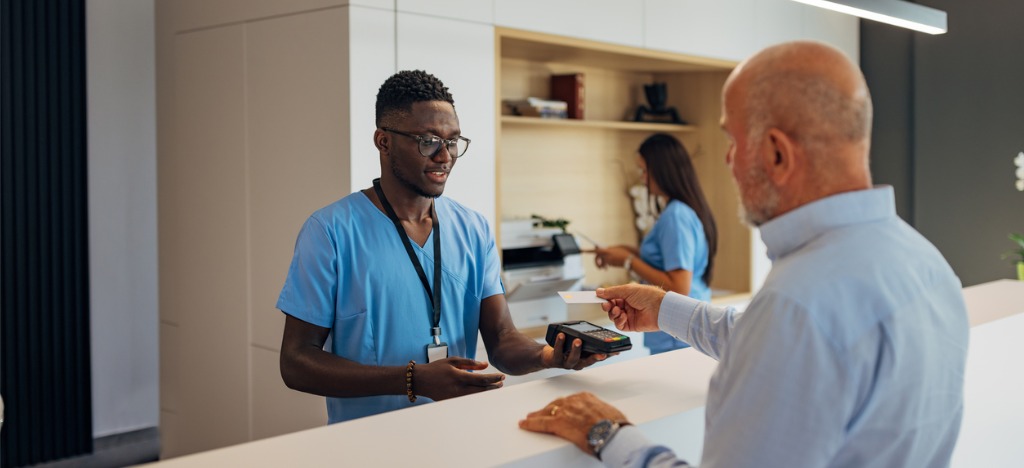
[500,219,586,329]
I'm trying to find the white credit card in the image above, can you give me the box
[557,290,607,304]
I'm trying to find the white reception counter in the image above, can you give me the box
[148,280,1024,467]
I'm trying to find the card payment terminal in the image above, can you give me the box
[546,320,632,355]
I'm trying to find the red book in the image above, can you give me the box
[550,73,585,119]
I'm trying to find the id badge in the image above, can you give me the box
[426,342,448,363]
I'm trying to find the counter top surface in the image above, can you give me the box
[148,279,1024,467]
[951,311,1024,466]
[961,278,1024,326]
[151,349,718,467]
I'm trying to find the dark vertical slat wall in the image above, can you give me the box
[1,0,93,466]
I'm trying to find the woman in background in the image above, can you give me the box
[593,133,717,354]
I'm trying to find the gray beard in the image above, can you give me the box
[740,202,769,227]
[737,163,778,227]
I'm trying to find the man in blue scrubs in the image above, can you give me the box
[278,70,606,424]
[520,42,970,467]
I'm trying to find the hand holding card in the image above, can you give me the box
[557,290,608,304]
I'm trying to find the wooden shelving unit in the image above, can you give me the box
[496,27,753,296]
[501,115,696,133]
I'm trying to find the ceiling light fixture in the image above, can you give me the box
[790,0,947,34]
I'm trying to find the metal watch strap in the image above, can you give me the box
[589,419,629,460]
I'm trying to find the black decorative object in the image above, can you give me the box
[634,82,685,124]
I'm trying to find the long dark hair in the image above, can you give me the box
[639,133,718,285]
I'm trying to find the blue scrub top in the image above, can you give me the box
[639,199,710,353]
[639,199,710,301]
[276,191,504,423]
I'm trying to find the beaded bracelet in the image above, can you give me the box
[406,360,417,403]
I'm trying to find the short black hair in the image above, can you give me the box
[375,70,455,127]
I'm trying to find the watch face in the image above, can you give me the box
[587,419,616,448]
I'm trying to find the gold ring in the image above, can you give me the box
[550,406,560,416]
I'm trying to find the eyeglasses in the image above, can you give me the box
[382,128,471,159]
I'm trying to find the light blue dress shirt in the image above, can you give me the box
[276,192,504,423]
[639,200,710,353]
[601,187,969,467]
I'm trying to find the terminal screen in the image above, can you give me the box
[566,321,603,333]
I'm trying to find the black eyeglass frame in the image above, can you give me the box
[382,127,471,159]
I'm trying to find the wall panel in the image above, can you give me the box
[495,0,644,48]
[86,0,160,440]
[246,8,349,351]
[397,12,497,224]
[644,0,756,62]
[251,346,326,440]
[347,6,395,194]
[160,24,250,457]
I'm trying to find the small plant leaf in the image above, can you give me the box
[1003,233,1024,263]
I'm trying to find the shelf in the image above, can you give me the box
[501,115,696,133]
[497,27,751,297]
[498,27,735,73]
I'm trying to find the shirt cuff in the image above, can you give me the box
[658,292,702,343]
[598,424,649,467]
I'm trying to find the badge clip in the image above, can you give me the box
[426,342,448,363]
[426,327,447,363]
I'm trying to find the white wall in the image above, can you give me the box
[86,0,159,438]
[346,5,395,195]
[396,10,497,224]
[349,3,498,224]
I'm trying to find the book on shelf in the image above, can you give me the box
[550,73,584,119]
[503,97,569,119]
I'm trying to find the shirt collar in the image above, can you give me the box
[759,186,897,261]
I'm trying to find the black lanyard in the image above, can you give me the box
[372,178,442,344]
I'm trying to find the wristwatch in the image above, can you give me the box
[623,254,634,272]
[587,419,626,459]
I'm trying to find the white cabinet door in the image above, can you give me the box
[495,0,644,48]
[801,6,860,60]
[644,0,756,62]
[397,0,493,24]
[348,0,393,8]
[397,12,497,225]
[348,6,397,191]
[754,0,804,52]
[645,0,857,63]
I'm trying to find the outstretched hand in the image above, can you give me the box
[597,284,666,332]
[593,246,633,269]
[414,357,504,401]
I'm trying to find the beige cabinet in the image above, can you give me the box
[157,2,376,457]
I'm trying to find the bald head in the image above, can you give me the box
[722,42,873,223]
[728,42,872,172]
